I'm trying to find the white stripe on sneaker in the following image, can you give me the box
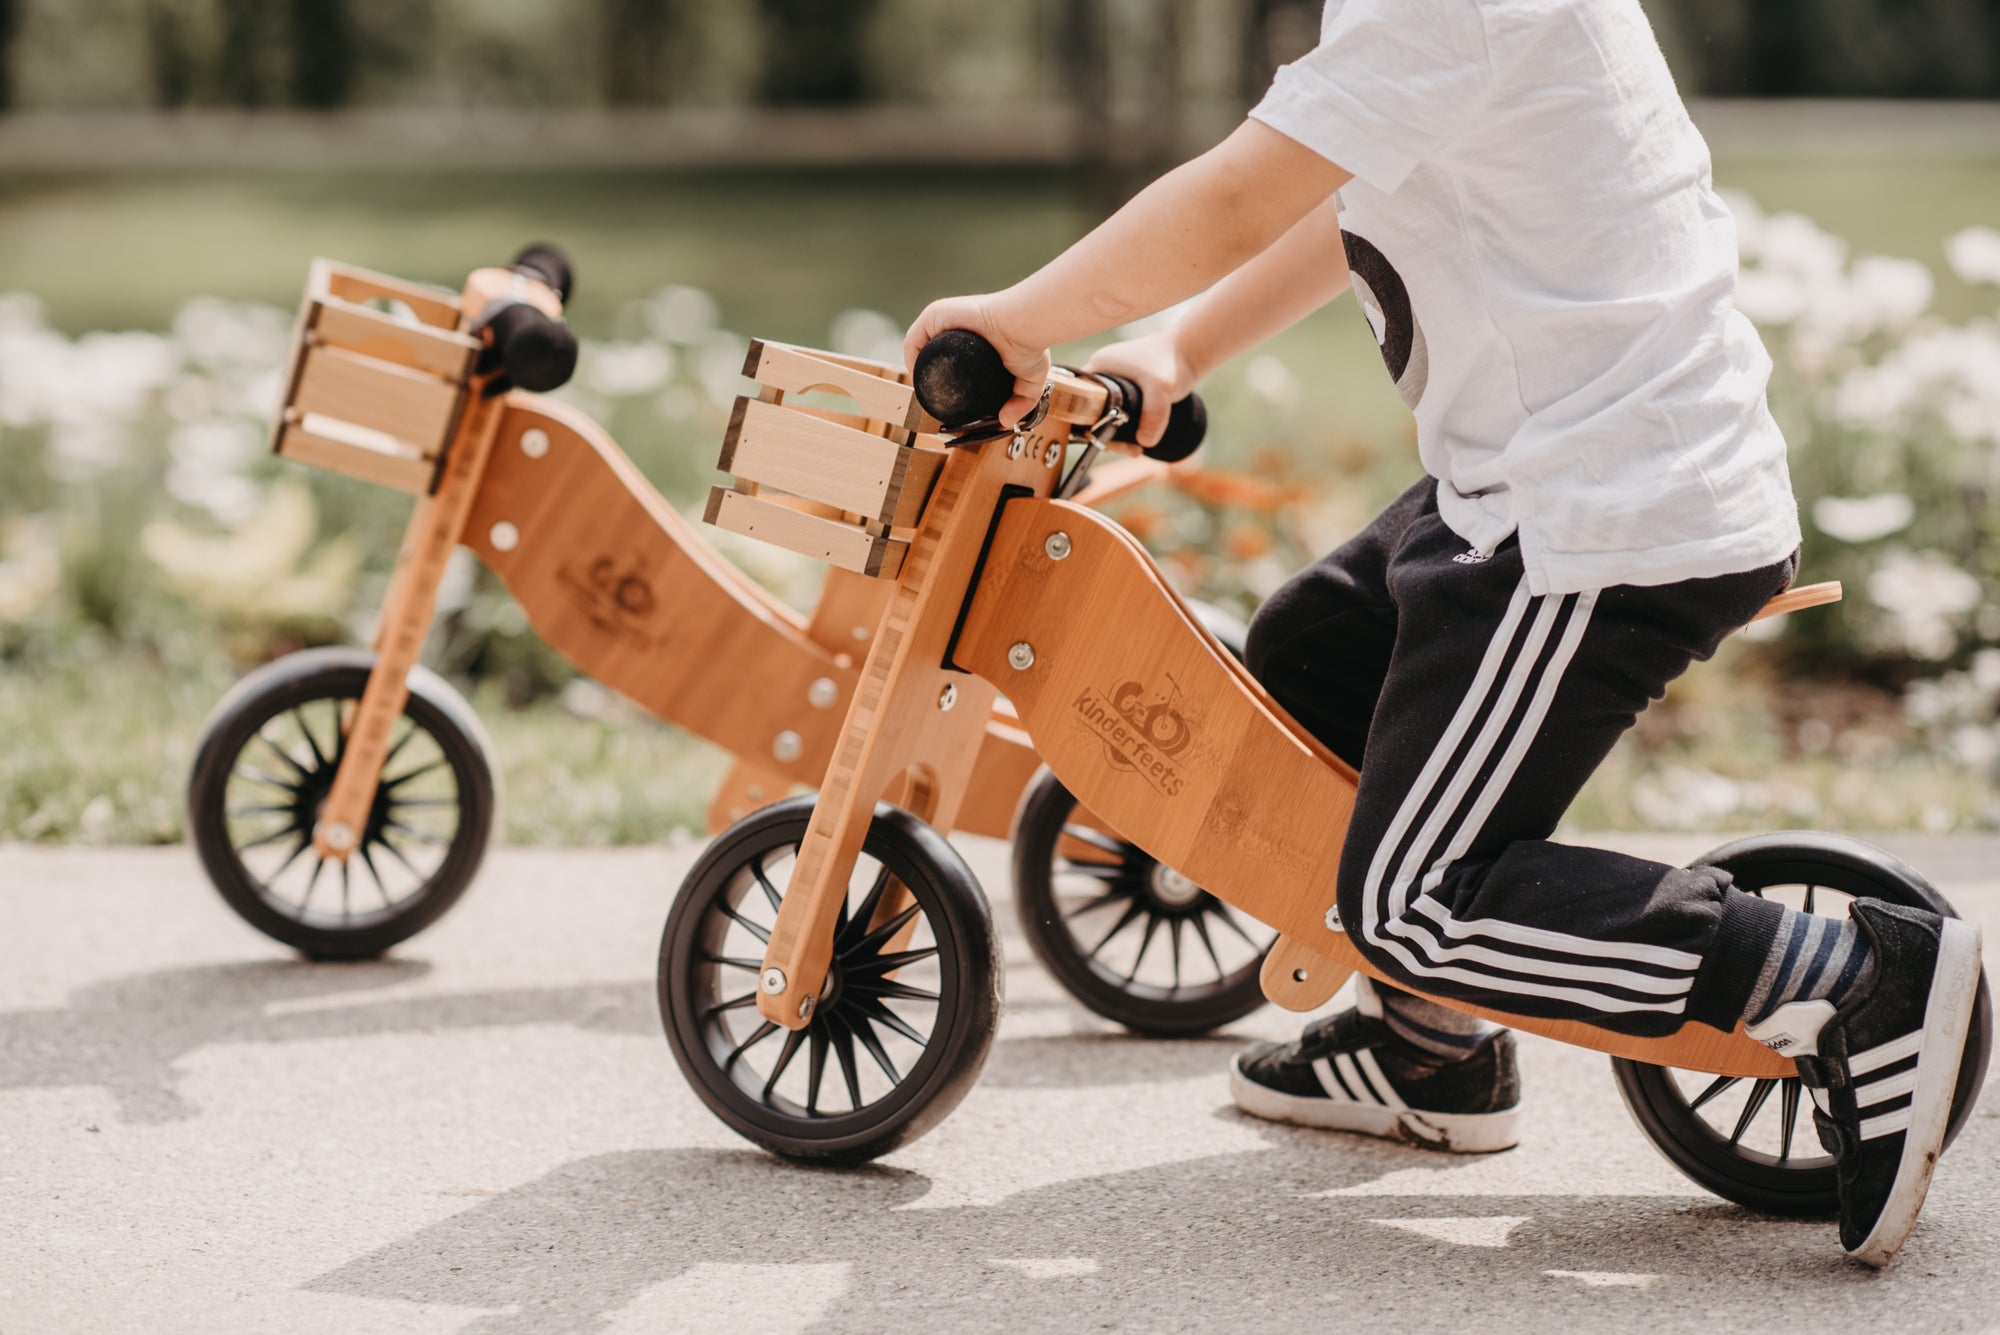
[1312,1057,1347,1102]
[1860,1106,1914,1140]
[1354,1048,1408,1111]
[1856,1068,1920,1106]
[1334,1053,1378,1105]
[1849,1030,1924,1075]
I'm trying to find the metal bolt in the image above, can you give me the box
[520,428,550,459]
[1007,436,1024,460]
[938,683,958,711]
[807,677,838,709]
[1043,439,1062,467]
[760,967,787,995]
[798,995,815,1020]
[1325,905,1344,932]
[1292,967,1309,984]
[1044,531,1072,561]
[1008,641,1035,671]
[772,730,803,763]
[851,625,870,642]
[489,521,519,552]
[321,821,355,851]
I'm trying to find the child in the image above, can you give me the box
[904,0,1981,1267]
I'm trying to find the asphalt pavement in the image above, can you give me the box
[3,833,1997,1333]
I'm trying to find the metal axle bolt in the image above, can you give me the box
[772,730,803,763]
[807,677,838,709]
[321,821,356,852]
[1044,531,1072,561]
[1007,642,1035,671]
[798,995,815,1020]
[938,683,958,711]
[760,967,787,995]
[489,521,519,552]
[520,428,550,459]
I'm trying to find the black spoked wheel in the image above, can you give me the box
[659,796,1001,1164]
[187,647,497,960]
[1011,770,1274,1037]
[1613,832,1992,1215]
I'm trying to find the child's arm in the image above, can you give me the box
[1086,196,1351,445]
[903,120,1351,424]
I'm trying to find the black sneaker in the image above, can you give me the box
[1748,899,1982,1267]
[1229,1008,1522,1152]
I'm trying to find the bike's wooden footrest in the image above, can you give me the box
[272,259,480,494]
[705,340,947,577]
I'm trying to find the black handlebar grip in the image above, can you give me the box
[480,301,579,394]
[510,243,573,304]
[913,328,1014,428]
[1096,372,1209,463]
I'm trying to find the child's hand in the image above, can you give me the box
[1083,331,1196,448]
[903,293,1051,427]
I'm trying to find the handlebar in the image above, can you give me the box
[911,328,1207,463]
[471,243,579,396]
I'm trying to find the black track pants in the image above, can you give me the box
[1246,479,1796,1038]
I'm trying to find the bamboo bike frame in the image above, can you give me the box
[749,365,1841,1082]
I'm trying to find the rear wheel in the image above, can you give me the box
[659,796,1001,1164]
[186,647,497,959]
[1612,833,1992,1215]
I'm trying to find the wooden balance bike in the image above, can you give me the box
[657,328,1993,1215]
[183,250,1269,1036]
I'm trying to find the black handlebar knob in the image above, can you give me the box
[477,301,579,395]
[914,328,1015,428]
[510,243,574,303]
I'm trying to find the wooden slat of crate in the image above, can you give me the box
[705,486,906,579]
[314,258,464,330]
[311,298,479,380]
[744,339,937,432]
[720,397,944,527]
[293,344,462,455]
[277,417,434,494]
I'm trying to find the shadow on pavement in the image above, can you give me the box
[0,959,1254,1123]
[305,1137,1892,1334]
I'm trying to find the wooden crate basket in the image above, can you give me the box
[271,260,481,494]
[703,340,948,579]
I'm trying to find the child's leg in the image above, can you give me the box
[1332,497,1796,1038]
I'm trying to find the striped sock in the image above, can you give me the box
[1743,906,1873,1026]
[1359,976,1496,1061]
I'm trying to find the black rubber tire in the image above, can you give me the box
[187,647,497,960]
[1613,832,1992,1216]
[659,796,1002,1164]
[1009,599,1268,1037]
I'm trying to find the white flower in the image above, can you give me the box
[1244,354,1298,411]
[1630,765,1743,828]
[1758,212,1848,283]
[1811,493,1914,543]
[695,332,752,408]
[171,297,289,370]
[1735,268,1808,326]
[641,285,719,345]
[581,340,674,397]
[829,308,905,368]
[1719,189,1766,261]
[0,516,60,623]
[1945,226,2000,287]
[1866,548,1982,660]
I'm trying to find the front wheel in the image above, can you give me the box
[658,796,1001,1164]
[186,647,497,959]
[1612,833,1992,1215]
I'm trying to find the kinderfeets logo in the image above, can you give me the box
[1072,673,1196,796]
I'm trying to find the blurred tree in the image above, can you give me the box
[755,0,876,105]
[143,0,197,108]
[0,0,18,110]
[218,0,273,106]
[599,0,675,104]
[288,0,356,108]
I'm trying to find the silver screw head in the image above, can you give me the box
[520,428,550,459]
[938,683,958,711]
[772,730,803,763]
[797,995,815,1020]
[851,625,870,642]
[489,521,519,552]
[321,820,356,851]
[1044,531,1072,560]
[1007,641,1035,671]
[760,967,787,995]
[1043,438,1062,467]
[807,677,838,709]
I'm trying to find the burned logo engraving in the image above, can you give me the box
[556,555,668,651]
[1072,673,1196,797]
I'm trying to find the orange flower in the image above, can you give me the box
[1173,467,1299,514]
[1115,502,1166,541]
[1224,523,1271,560]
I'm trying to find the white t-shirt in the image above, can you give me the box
[1249,0,1800,596]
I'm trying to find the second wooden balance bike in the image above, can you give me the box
[658,327,1994,1216]
[183,248,1266,1036]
